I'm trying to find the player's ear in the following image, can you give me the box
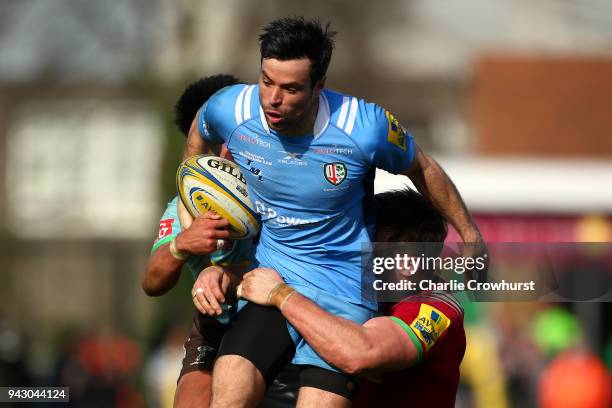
[313,77,325,97]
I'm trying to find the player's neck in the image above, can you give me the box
[281,97,319,137]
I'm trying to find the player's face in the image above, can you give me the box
[375,229,419,279]
[259,58,324,134]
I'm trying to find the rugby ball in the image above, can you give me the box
[177,155,260,239]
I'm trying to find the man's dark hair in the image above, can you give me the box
[259,17,336,85]
[174,74,242,136]
[374,188,448,255]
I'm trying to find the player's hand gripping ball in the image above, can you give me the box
[177,155,261,239]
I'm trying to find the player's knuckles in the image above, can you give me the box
[206,286,220,299]
[195,302,207,315]
[216,230,231,238]
[203,288,217,305]
[210,230,229,240]
[192,219,211,230]
[207,211,221,219]
[214,217,229,225]
[250,269,263,278]
[193,302,205,314]
[202,277,216,288]
[194,296,206,313]
[200,300,214,315]
[197,292,209,307]
[201,229,215,239]
[250,283,264,297]
[242,281,253,296]
[202,239,215,249]
[212,290,224,304]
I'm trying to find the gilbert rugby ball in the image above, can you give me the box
[177,155,260,239]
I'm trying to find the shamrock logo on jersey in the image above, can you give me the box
[324,162,348,186]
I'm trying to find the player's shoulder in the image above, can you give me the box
[159,196,181,231]
[325,88,387,135]
[324,89,392,159]
[325,89,414,170]
[162,196,179,216]
[206,83,259,126]
[207,83,249,110]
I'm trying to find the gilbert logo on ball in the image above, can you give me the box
[177,155,261,239]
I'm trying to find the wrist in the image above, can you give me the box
[169,237,189,261]
[460,228,483,243]
[267,283,296,310]
[174,233,189,253]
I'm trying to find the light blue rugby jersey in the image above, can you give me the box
[198,84,415,309]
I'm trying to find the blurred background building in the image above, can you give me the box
[0,0,610,406]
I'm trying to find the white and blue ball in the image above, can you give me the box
[177,155,260,240]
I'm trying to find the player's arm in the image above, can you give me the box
[180,99,230,221]
[369,106,482,244]
[403,144,481,243]
[142,242,187,296]
[368,105,486,279]
[403,145,487,280]
[142,212,231,296]
[192,264,247,316]
[182,113,218,159]
[239,268,419,375]
[281,296,418,375]
[182,85,235,160]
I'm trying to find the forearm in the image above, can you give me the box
[142,245,185,296]
[279,291,375,374]
[408,152,481,242]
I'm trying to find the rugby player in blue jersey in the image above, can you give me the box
[181,17,484,407]
[143,75,298,408]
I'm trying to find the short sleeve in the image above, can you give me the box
[198,100,224,144]
[198,84,248,145]
[389,301,452,360]
[366,104,415,174]
[151,197,182,253]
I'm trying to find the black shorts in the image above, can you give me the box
[217,302,358,400]
[217,303,295,385]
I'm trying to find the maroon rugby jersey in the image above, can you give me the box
[354,291,465,408]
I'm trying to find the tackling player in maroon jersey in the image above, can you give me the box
[236,188,466,407]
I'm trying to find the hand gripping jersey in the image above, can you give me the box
[355,291,466,408]
[152,196,253,323]
[198,84,415,308]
